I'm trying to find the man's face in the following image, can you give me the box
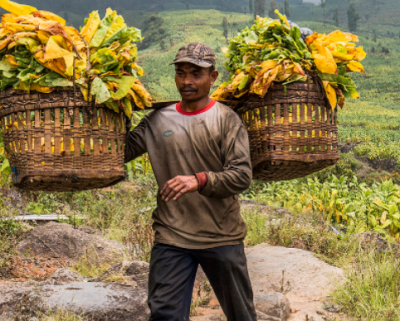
[175,62,218,102]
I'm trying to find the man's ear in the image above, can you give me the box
[210,70,219,85]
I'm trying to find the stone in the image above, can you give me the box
[51,269,84,284]
[0,281,149,321]
[245,244,345,321]
[16,222,127,264]
[255,293,290,321]
[89,261,149,287]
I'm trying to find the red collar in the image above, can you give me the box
[176,100,216,116]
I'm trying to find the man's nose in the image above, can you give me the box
[182,75,194,85]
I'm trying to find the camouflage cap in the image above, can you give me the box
[171,42,216,68]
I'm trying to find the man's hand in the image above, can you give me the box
[160,175,199,202]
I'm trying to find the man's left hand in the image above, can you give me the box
[160,175,199,202]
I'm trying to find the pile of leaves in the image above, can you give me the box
[0,0,154,118]
[211,11,366,109]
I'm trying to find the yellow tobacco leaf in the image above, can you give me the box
[347,61,364,73]
[32,11,66,26]
[323,81,337,110]
[128,89,144,109]
[1,13,17,24]
[36,30,50,44]
[3,22,36,33]
[261,60,278,70]
[305,32,319,46]
[313,47,337,75]
[347,47,366,62]
[44,36,72,60]
[211,87,230,101]
[131,84,153,107]
[0,0,37,16]
[344,33,359,43]
[80,10,101,44]
[131,63,144,77]
[30,83,53,93]
[5,54,19,67]
[0,36,12,50]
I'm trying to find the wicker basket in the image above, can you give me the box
[235,76,339,182]
[0,88,127,191]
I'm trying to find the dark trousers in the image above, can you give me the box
[148,242,257,321]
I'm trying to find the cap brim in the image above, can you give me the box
[170,57,213,68]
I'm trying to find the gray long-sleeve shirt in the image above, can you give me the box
[125,101,252,249]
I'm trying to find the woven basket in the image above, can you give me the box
[235,77,339,182]
[0,88,127,191]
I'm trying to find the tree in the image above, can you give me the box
[373,30,377,42]
[347,3,360,32]
[320,0,326,24]
[222,17,229,39]
[160,40,166,50]
[186,3,190,10]
[333,8,339,27]
[254,0,266,18]
[244,6,247,14]
[284,0,290,18]
[268,0,278,18]
[249,0,254,16]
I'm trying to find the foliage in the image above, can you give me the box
[0,3,153,117]
[245,175,400,240]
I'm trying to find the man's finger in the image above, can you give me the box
[164,184,186,202]
[160,178,178,195]
[173,187,189,201]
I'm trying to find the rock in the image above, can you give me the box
[0,281,150,321]
[245,244,345,321]
[255,293,290,321]
[51,269,84,284]
[89,261,149,287]
[356,156,399,173]
[16,222,127,264]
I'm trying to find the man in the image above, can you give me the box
[125,42,257,321]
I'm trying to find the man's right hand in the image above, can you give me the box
[160,175,199,202]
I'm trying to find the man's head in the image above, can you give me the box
[172,43,219,103]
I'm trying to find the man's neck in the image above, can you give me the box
[180,96,211,113]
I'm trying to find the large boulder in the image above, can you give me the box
[245,244,345,321]
[0,274,150,320]
[16,223,127,264]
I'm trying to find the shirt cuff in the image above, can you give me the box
[195,172,208,192]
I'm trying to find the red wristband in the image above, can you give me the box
[195,172,208,192]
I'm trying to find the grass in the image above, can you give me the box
[332,248,400,321]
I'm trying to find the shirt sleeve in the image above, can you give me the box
[124,116,148,163]
[200,112,252,199]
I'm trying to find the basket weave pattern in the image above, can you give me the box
[0,88,126,191]
[237,81,339,181]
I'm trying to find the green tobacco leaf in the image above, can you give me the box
[103,75,136,100]
[90,13,114,48]
[0,158,11,175]
[90,77,111,104]
[238,74,249,91]
[244,31,258,44]
[36,72,72,87]
[0,60,13,72]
